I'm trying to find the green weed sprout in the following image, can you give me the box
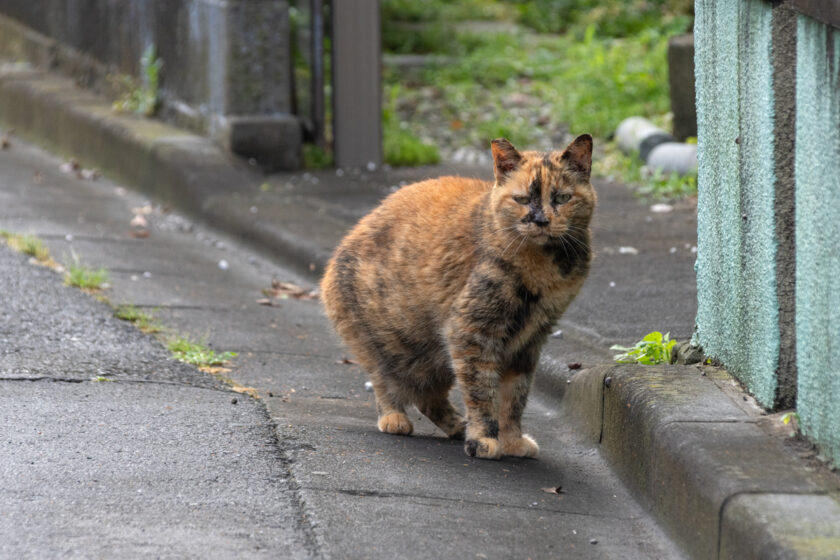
[167,336,237,368]
[64,253,109,290]
[112,45,162,116]
[611,331,677,365]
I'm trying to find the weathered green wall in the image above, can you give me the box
[694,0,779,407]
[695,0,840,465]
[794,16,840,465]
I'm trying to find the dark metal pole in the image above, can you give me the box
[310,0,325,149]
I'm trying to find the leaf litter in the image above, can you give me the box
[259,279,320,305]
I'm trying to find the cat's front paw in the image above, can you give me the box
[464,437,502,460]
[378,412,414,436]
[501,434,539,458]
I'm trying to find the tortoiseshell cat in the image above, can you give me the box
[321,135,596,459]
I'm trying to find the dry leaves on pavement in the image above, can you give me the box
[260,280,320,305]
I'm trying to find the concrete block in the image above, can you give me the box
[561,365,609,443]
[668,34,697,141]
[220,114,302,171]
[720,493,840,560]
[600,365,752,510]
[649,422,833,560]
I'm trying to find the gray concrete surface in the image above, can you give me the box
[0,244,318,559]
[0,129,683,558]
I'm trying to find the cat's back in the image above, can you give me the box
[321,176,490,321]
[351,175,488,242]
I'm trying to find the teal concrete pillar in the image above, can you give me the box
[794,16,840,467]
[694,0,781,408]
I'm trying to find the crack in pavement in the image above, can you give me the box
[0,376,235,393]
[302,486,642,520]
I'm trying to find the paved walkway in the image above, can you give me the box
[1,133,684,557]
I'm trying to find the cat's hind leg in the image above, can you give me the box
[417,388,466,440]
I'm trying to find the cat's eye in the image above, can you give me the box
[553,193,572,205]
[513,195,530,205]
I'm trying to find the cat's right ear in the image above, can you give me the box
[491,138,523,184]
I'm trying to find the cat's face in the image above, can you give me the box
[489,135,596,246]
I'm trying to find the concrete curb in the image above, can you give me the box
[559,364,840,559]
[0,66,328,278]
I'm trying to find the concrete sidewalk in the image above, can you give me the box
[2,63,840,559]
[0,246,318,558]
[1,134,682,559]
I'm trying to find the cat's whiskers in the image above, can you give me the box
[512,233,529,256]
[560,232,589,252]
[499,231,525,259]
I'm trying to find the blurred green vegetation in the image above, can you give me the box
[381,0,697,196]
[383,86,441,166]
[382,0,692,139]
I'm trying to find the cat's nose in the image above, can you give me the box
[530,210,550,227]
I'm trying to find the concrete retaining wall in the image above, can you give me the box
[694,0,840,464]
[0,0,301,170]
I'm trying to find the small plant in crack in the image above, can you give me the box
[611,331,677,365]
[111,45,162,117]
[167,335,237,368]
[1,231,52,263]
[781,411,800,437]
[64,252,109,290]
[114,304,164,334]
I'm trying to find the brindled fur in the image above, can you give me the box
[321,135,597,459]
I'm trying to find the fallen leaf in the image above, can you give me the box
[650,203,673,213]
[129,229,150,238]
[262,280,320,301]
[567,362,582,370]
[257,298,279,307]
[130,214,148,228]
[1,136,10,149]
[541,486,564,495]
[79,168,100,180]
[337,357,357,365]
[131,205,154,215]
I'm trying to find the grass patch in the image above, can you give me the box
[303,144,334,169]
[419,23,687,139]
[0,231,51,262]
[380,0,694,190]
[64,257,109,291]
[114,304,164,334]
[167,335,237,368]
[383,86,440,167]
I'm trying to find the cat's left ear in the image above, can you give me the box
[491,138,523,183]
[560,134,593,180]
